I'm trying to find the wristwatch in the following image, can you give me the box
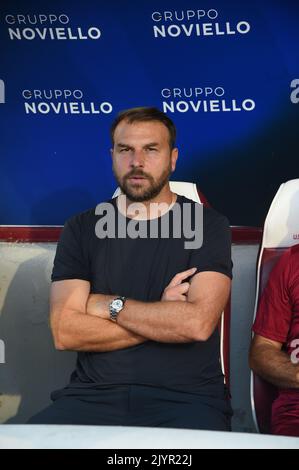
[109,296,126,322]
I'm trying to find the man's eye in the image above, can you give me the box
[120,148,129,152]
[147,147,157,152]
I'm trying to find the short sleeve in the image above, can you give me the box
[51,215,90,282]
[252,250,292,343]
[189,209,233,279]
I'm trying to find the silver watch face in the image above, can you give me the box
[112,299,123,312]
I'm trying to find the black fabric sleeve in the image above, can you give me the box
[51,215,90,282]
[189,209,233,279]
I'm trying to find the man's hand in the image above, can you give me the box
[161,267,197,302]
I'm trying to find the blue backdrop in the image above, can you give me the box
[1,0,298,226]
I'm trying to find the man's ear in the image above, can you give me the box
[171,148,178,172]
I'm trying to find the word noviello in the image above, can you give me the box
[153,21,250,38]
[24,101,113,115]
[162,98,255,113]
[7,26,101,40]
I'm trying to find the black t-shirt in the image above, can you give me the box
[51,195,232,399]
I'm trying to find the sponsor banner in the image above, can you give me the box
[22,89,113,115]
[4,13,101,40]
[1,1,299,226]
[151,8,251,39]
[160,86,255,114]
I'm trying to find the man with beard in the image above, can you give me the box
[28,107,233,430]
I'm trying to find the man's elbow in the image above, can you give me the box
[248,353,255,371]
[190,321,213,342]
[52,329,68,350]
[248,343,260,372]
[54,341,66,351]
[50,308,80,351]
[188,304,222,342]
[192,330,212,342]
[51,316,74,350]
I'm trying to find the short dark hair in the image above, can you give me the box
[110,107,176,149]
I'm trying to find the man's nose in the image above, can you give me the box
[130,150,145,168]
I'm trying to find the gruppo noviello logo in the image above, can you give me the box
[160,85,255,114]
[21,88,113,115]
[0,79,5,103]
[151,8,251,38]
[4,13,101,40]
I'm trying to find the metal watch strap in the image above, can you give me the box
[109,296,126,322]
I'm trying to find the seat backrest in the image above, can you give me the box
[250,178,299,433]
[112,180,231,390]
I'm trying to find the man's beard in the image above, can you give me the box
[113,162,172,202]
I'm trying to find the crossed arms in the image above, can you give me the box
[50,268,231,352]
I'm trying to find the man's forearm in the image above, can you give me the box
[93,299,206,343]
[91,273,229,343]
[116,299,203,342]
[53,294,147,352]
[250,343,299,388]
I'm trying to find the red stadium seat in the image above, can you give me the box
[250,178,299,433]
[112,181,231,391]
